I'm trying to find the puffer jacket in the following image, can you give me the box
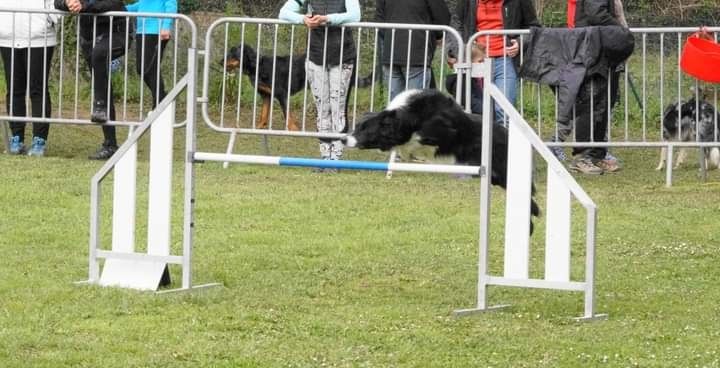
[0,0,59,48]
[519,26,633,124]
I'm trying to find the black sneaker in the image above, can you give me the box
[88,143,117,160]
[91,101,108,123]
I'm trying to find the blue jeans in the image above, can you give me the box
[470,57,518,126]
[383,65,433,101]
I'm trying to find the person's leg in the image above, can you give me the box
[1,47,29,146]
[306,60,332,160]
[136,34,168,108]
[86,35,125,159]
[469,77,484,115]
[327,62,354,160]
[584,76,609,161]
[383,64,405,102]
[492,57,518,126]
[569,76,604,174]
[90,35,112,123]
[404,66,433,90]
[28,46,54,141]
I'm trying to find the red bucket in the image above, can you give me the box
[680,35,720,83]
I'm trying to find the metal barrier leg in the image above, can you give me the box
[222,131,238,169]
[385,150,398,179]
[699,147,708,182]
[665,146,674,187]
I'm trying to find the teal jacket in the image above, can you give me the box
[126,0,178,35]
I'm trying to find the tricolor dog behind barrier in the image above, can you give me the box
[656,93,720,171]
[345,89,540,234]
[224,44,372,132]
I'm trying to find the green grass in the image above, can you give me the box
[1,123,720,367]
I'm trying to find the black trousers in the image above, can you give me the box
[81,33,127,146]
[1,46,55,142]
[572,70,620,160]
[135,34,168,107]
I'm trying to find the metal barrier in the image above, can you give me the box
[470,27,720,186]
[0,7,194,153]
[199,18,464,170]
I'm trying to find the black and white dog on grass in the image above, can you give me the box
[345,89,540,234]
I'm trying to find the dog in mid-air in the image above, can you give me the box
[224,44,373,132]
[345,89,540,234]
[656,95,720,170]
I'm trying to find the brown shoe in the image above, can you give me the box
[595,157,622,173]
[569,156,604,175]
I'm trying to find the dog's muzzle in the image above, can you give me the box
[343,136,358,148]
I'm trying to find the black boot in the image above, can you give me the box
[88,142,117,160]
[91,100,108,123]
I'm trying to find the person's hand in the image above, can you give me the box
[160,29,171,41]
[303,14,328,29]
[66,0,82,13]
[447,56,457,68]
[506,39,519,58]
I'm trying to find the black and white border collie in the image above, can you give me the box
[656,96,720,170]
[346,89,540,233]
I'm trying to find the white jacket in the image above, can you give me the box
[0,0,59,48]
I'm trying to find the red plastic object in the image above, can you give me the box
[680,35,720,83]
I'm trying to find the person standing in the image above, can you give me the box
[126,0,177,110]
[0,0,58,156]
[55,0,128,160]
[376,0,450,101]
[448,0,540,125]
[279,0,361,170]
[566,0,633,174]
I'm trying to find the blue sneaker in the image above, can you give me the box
[27,136,47,157]
[8,135,26,155]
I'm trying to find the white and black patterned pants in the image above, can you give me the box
[306,60,354,160]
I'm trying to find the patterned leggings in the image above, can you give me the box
[306,61,354,160]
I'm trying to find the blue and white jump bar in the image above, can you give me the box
[194,152,485,176]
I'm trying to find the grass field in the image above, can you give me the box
[1,123,720,367]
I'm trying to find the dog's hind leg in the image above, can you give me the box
[656,146,667,170]
[286,112,301,131]
[258,94,271,129]
[278,95,301,131]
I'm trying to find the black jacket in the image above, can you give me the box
[574,0,621,27]
[448,0,540,59]
[376,0,450,66]
[519,26,633,124]
[54,0,127,43]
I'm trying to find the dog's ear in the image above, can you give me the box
[662,102,678,121]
